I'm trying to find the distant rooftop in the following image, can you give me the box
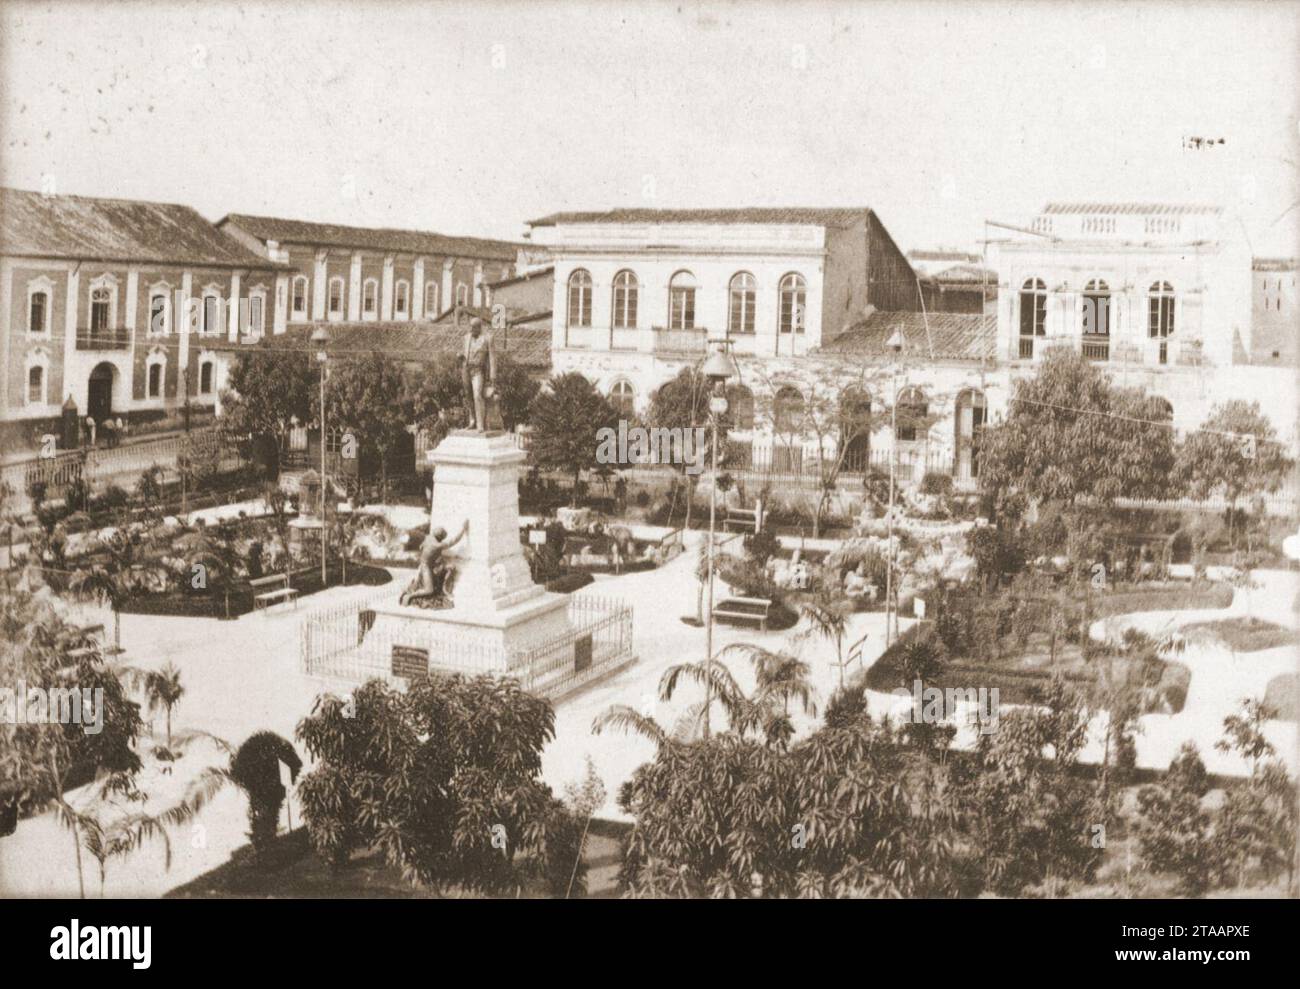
[820,310,996,362]
[1042,202,1222,216]
[0,187,279,268]
[1252,257,1298,272]
[528,207,875,228]
[219,212,523,262]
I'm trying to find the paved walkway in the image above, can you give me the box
[1,543,1293,897]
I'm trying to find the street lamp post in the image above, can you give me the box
[884,328,905,646]
[701,340,737,739]
[311,326,329,586]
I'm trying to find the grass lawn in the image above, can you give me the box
[1182,616,1300,653]
[167,819,630,899]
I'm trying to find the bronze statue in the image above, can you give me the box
[461,317,500,431]
[400,519,468,607]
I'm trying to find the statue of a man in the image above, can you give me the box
[400,519,468,607]
[462,318,499,431]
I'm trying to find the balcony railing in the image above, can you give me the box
[1081,334,1110,362]
[651,326,708,356]
[1018,336,1036,359]
[75,327,131,350]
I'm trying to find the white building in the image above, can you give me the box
[988,202,1297,446]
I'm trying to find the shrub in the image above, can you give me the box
[919,472,953,497]
[230,731,302,857]
[743,528,780,565]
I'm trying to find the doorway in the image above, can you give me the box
[88,363,115,422]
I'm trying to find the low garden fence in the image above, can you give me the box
[299,592,634,701]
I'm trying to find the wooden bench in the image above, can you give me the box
[724,508,760,534]
[713,596,772,631]
[250,573,299,612]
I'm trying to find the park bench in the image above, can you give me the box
[724,507,760,534]
[714,596,772,631]
[250,573,298,612]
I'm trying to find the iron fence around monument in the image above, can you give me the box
[299,592,634,701]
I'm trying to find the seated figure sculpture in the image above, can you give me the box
[400,519,469,608]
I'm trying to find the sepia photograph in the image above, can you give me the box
[0,0,1297,967]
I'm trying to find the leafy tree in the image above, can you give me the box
[221,344,316,476]
[295,675,582,895]
[491,356,541,431]
[0,585,143,897]
[979,348,1178,510]
[648,366,715,531]
[318,354,410,502]
[1175,401,1292,546]
[528,372,620,505]
[1216,697,1277,772]
[230,731,301,856]
[1134,743,1219,894]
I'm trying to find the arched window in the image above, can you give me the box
[28,290,49,336]
[291,276,308,318]
[778,273,806,334]
[773,385,805,434]
[609,379,635,417]
[149,291,170,336]
[727,384,755,430]
[27,364,44,405]
[362,278,378,316]
[199,360,214,395]
[1148,281,1175,337]
[425,281,439,318]
[395,279,410,317]
[328,277,344,317]
[567,269,592,327]
[1019,278,1047,340]
[668,271,696,330]
[955,389,987,480]
[611,270,638,329]
[455,282,469,307]
[1082,278,1110,336]
[896,386,927,443]
[728,272,756,336]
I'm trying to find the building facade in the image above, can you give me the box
[989,202,1296,446]
[216,214,525,334]
[0,187,285,451]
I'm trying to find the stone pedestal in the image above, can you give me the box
[369,430,570,667]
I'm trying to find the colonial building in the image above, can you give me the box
[0,187,285,451]
[988,202,1297,445]
[215,213,525,332]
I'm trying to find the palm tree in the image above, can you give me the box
[143,662,185,749]
[800,587,851,687]
[720,644,817,749]
[67,564,131,654]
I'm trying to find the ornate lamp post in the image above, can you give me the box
[700,340,737,738]
[885,328,905,646]
[311,325,330,586]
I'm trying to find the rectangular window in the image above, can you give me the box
[203,295,219,335]
[248,295,264,334]
[29,292,47,334]
[669,288,695,330]
[91,289,111,333]
[148,364,162,398]
[329,280,343,315]
[27,366,43,404]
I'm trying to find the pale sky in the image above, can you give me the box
[1,0,1297,255]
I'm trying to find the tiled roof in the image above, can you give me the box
[0,187,280,268]
[924,263,996,286]
[209,320,551,371]
[819,310,996,362]
[486,265,553,289]
[218,212,523,261]
[1042,202,1222,216]
[528,207,874,228]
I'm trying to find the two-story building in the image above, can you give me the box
[0,186,286,452]
[215,213,525,332]
[988,202,1296,445]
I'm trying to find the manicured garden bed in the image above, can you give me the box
[1182,616,1299,652]
[121,563,392,620]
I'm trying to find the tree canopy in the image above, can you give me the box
[528,372,620,499]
